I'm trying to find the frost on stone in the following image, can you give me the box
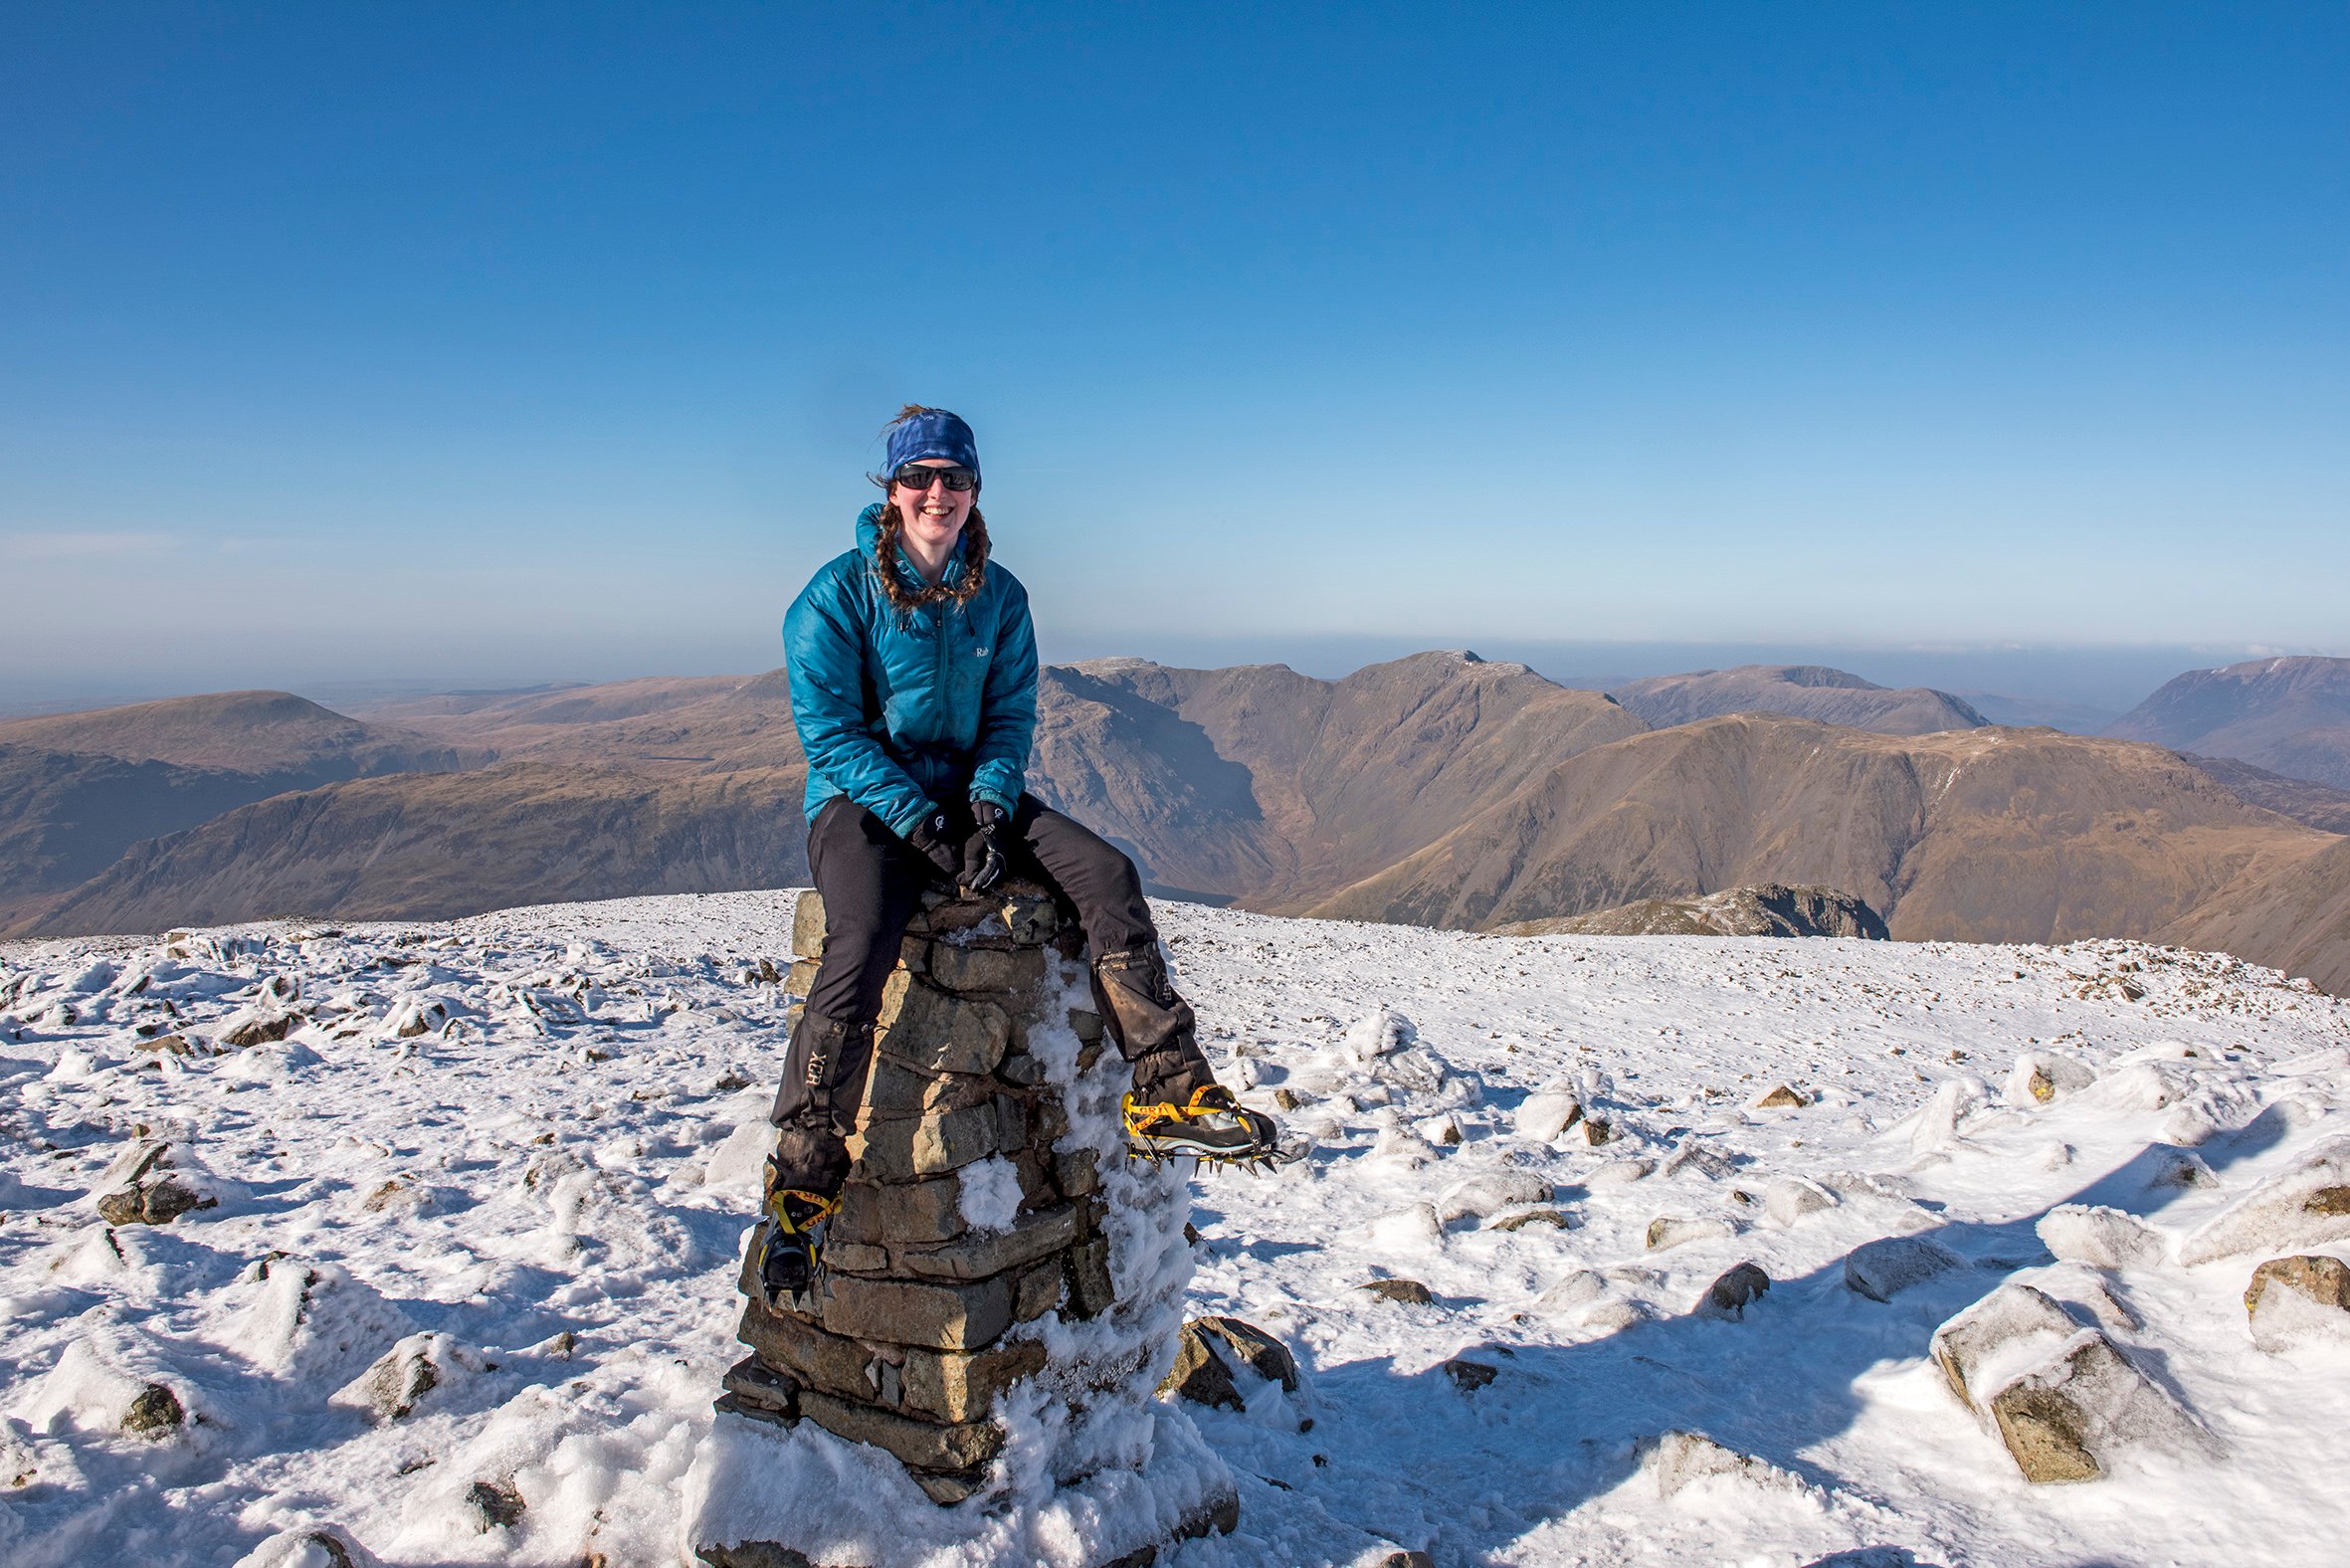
[2036,1205,2164,1271]
[1636,1430,1805,1501]
[1436,1170,1553,1225]
[1343,1007,1415,1063]
[1534,1270,1609,1313]
[1930,1283,2207,1483]
[1845,1235,1966,1301]
[2179,1134,2350,1266]
[1763,1174,1839,1227]
[2005,1051,2096,1108]
[1904,1077,1989,1159]
[1645,1215,1736,1252]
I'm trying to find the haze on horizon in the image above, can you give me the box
[3,4,2345,710]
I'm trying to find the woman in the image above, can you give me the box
[760,405,1280,1304]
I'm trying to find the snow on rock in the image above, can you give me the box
[1511,1088,1582,1141]
[330,1332,483,1424]
[2005,1050,2097,1107]
[2244,1255,2350,1351]
[4,898,2350,1563]
[955,1154,1024,1235]
[1929,1282,2209,1483]
[2178,1134,2350,1265]
[1845,1235,1967,1301]
[2036,1204,2165,1270]
[227,1259,419,1385]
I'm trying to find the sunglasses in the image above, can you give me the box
[892,465,977,492]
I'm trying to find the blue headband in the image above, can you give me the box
[883,409,980,487]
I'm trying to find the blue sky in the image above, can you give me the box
[3,2,2345,708]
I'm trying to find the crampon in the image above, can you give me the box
[1122,1085,1295,1173]
[756,1182,840,1311]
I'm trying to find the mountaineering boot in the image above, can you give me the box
[1122,1083,1287,1167]
[1093,942,1290,1167]
[757,1160,840,1311]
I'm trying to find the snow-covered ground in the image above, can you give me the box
[3,891,2347,1567]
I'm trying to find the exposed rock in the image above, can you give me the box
[2179,1134,2350,1264]
[1492,883,1888,940]
[1930,1282,2203,1483]
[91,1139,216,1227]
[814,1270,1014,1353]
[1845,1236,1966,1301]
[1161,1316,1300,1411]
[223,1011,299,1048]
[1753,1083,1808,1109]
[1361,1278,1434,1305]
[872,969,1011,1078]
[797,1389,1004,1473]
[1441,1358,1496,1392]
[121,1381,184,1436]
[388,998,446,1038]
[465,1478,524,1530]
[2245,1255,2350,1351]
[1696,1262,1771,1320]
[1486,1207,1574,1232]
[332,1331,476,1423]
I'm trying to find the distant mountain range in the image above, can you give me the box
[4,652,2346,994]
[2104,656,2350,790]
[1606,664,1989,736]
[0,692,479,929]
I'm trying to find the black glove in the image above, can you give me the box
[904,809,960,883]
[961,799,1008,892]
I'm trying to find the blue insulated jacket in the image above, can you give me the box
[784,503,1038,837]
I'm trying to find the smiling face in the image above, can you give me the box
[890,460,975,559]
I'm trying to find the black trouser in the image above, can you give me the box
[765,792,1174,1193]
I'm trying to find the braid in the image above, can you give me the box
[872,501,991,614]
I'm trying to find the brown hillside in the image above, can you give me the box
[13,762,812,937]
[2164,836,2350,996]
[0,689,471,774]
[1304,717,2333,943]
[1044,652,1649,904]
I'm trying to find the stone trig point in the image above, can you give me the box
[683,879,1239,1568]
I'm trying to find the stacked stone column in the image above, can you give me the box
[718,880,1108,1504]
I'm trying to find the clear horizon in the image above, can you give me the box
[0,635,2312,724]
[4,4,2345,698]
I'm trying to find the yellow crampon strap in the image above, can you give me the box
[1120,1087,1226,1140]
[764,1187,839,1235]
